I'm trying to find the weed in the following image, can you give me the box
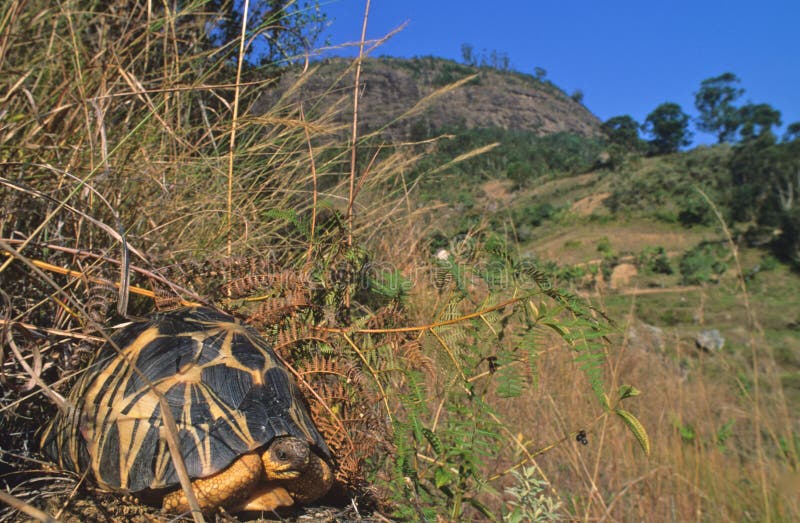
[503,467,562,522]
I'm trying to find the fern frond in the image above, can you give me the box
[247,291,311,326]
[615,408,651,456]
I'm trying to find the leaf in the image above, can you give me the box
[542,321,566,336]
[261,208,310,238]
[615,408,650,456]
[466,497,495,519]
[434,466,452,489]
[370,268,412,298]
[527,299,539,319]
[495,365,523,398]
[716,419,735,448]
[422,427,444,456]
[618,384,641,400]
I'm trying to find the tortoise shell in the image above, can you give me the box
[41,306,331,493]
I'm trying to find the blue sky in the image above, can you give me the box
[319,0,800,145]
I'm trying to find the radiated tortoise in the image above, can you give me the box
[40,306,333,513]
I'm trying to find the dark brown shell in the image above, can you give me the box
[41,306,331,492]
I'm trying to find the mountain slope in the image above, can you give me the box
[255,56,601,138]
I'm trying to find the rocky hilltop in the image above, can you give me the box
[255,57,601,139]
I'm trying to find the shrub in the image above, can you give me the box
[638,246,674,275]
[679,243,729,284]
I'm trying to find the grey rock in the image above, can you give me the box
[695,329,725,352]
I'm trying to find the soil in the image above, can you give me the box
[571,192,610,216]
[7,489,383,523]
[609,263,638,290]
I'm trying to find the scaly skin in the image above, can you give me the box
[161,437,331,514]
[162,452,266,513]
[282,452,334,504]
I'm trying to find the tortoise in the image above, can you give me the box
[40,306,333,514]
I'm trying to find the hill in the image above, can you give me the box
[254,56,601,139]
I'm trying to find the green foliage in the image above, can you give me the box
[386,374,505,521]
[503,467,563,522]
[370,268,413,300]
[694,72,745,143]
[432,60,477,86]
[261,207,312,239]
[618,384,641,400]
[596,236,613,256]
[679,242,729,285]
[606,146,730,219]
[208,0,328,66]
[785,122,800,142]
[674,418,697,443]
[511,203,558,229]
[376,234,640,520]
[615,408,650,456]
[737,103,782,141]
[716,419,735,449]
[643,102,693,154]
[461,43,476,66]
[637,246,673,275]
[677,192,716,226]
[412,127,604,194]
[773,208,800,267]
[728,133,800,265]
[601,115,642,151]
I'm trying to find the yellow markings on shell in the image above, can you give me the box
[77,326,159,489]
[75,316,287,491]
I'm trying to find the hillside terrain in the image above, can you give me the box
[254,57,601,139]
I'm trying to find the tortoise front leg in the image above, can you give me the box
[236,485,295,512]
[162,452,264,513]
[282,451,333,504]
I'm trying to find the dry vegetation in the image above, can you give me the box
[0,1,798,523]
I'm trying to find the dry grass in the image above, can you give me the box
[505,311,798,521]
[1,1,797,522]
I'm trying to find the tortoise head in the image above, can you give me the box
[261,436,311,480]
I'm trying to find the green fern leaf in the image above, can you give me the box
[615,408,650,456]
[261,208,310,238]
[422,427,445,456]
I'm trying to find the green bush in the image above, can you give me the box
[606,146,731,220]
[512,202,557,228]
[638,246,674,275]
[679,243,729,284]
[678,193,715,226]
[412,127,604,190]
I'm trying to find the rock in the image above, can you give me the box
[254,57,601,140]
[695,329,725,352]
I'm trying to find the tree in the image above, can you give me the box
[730,133,799,218]
[601,115,641,151]
[643,103,693,154]
[737,103,782,141]
[784,122,800,142]
[694,72,745,143]
[208,0,327,66]
[461,43,476,66]
[570,89,584,104]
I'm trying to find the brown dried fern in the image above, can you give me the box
[246,291,312,327]
[295,354,389,490]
